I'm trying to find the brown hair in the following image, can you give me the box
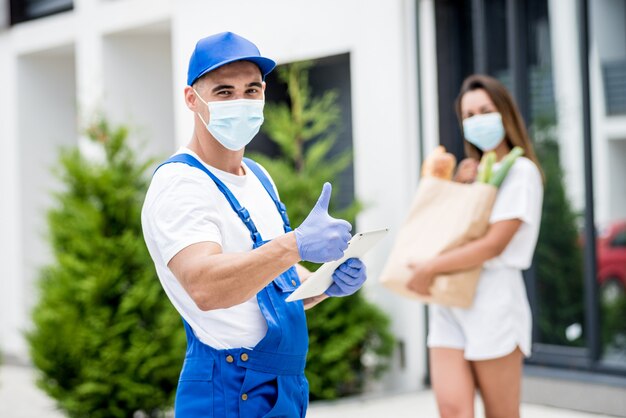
[455,74,543,179]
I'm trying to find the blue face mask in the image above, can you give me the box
[194,89,264,151]
[462,112,505,151]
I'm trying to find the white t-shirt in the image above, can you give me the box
[141,147,286,349]
[484,156,544,270]
[428,156,544,360]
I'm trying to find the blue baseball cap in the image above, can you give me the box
[187,32,276,86]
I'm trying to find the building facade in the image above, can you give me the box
[0,0,625,415]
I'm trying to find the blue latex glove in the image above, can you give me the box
[325,258,367,297]
[294,182,352,263]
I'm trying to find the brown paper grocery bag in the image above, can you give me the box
[379,177,497,308]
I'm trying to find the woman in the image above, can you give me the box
[407,74,544,418]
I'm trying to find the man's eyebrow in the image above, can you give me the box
[247,82,263,88]
[211,84,234,92]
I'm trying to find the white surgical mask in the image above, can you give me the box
[462,112,505,151]
[194,89,264,151]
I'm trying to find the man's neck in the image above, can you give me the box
[187,128,245,175]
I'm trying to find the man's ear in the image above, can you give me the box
[184,86,198,111]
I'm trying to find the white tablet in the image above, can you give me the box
[285,228,389,302]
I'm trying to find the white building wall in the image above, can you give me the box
[0,31,24,358]
[0,0,428,392]
[103,26,176,161]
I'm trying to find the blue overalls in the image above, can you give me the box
[157,154,309,418]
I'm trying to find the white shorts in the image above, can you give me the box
[427,267,532,361]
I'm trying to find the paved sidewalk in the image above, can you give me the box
[0,364,617,417]
[1,364,63,418]
[308,391,617,418]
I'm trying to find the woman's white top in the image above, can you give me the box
[484,157,544,270]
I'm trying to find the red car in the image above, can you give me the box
[597,220,626,303]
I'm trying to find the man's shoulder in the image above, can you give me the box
[151,159,210,187]
[143,161,215,212]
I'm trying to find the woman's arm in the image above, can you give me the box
[407,218,522,295]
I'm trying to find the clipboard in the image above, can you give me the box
[285,228,389,302]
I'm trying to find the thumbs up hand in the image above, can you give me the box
[294,183,352,263]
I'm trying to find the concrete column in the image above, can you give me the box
[419,0,440,156]
[547,0,586,212]
[0,33,25,360]
[74,0,104,128]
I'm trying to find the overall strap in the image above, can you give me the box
[155,153,263,245]
[243,157,292,232]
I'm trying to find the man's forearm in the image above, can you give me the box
[171,232,301,310]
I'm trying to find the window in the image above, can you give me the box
[10,0,72,24]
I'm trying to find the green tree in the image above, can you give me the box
[534,126,585,346]
[28,119,185,418]
[249,61,395,400]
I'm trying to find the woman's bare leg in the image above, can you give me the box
[430,347,475,418]
[471,347,523,418]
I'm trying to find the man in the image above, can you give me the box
[141,31,367,417]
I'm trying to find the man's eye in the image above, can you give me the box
[217,91,231,96]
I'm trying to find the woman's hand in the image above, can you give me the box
[453,158,479,183]
[407,261,437,295]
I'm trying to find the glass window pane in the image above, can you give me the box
[485,0,510,87]
[11,0,72,24]
[532,0,587,349]
[25,0,72,16]
[591,0,626,369]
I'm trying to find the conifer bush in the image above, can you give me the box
[249,61,395,400]
[28,120,185,418]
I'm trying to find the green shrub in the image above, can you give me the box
[249,61,395,400]
[27,120,186,418]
